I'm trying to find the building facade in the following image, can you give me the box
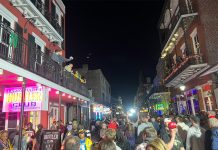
[157,0,218,115]
[0,0,90,131]
[76,64,111,105]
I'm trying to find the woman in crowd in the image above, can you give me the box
[125,123,135,149]
[0,130,12,150]
[146,138,168,150]
[99,140,116,150]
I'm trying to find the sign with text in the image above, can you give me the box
[3,86,48,112]
[42,130,60,150]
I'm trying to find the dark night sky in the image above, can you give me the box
[63,0,164,107]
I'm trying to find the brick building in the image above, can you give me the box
[0,0,90,130]
[157,0,218,115]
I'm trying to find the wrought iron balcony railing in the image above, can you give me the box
[0,23,88,97]
[30,0,63,37]
[159,0,197,49]
[164,54,203,83]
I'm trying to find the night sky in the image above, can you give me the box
[63,0,164,107]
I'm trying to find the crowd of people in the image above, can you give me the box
[0,111,218,150]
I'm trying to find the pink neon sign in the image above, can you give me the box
[3,86,43,112]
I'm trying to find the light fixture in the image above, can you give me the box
[17,76,23,82]
[162,53,167,58]
[55,91,59,94]
[73,97,76,100]
[128,113,133,117]
[130,108,136,113]
[62,93,65,96]
[0,69,3,75]
[174,33,179,37]
[179,84,186,91]
[48,88,51,92]
[68,95,71,99]
[36,83,41,87]
[172,38,176,42]
[165,47,169,52]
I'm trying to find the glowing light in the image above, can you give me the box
[62,93,65,96]
[0,68,3,75]
[130,108,136,113]
[36,83,41,87]
[68,95,71,98]
[17,76,23,82]
[48,88,51,92]
[73,97,76,100]
[174,33,179,37]
[179,85,186,91]
[172,38,176,41]
[128,113,133,117]
[55,91,59,94]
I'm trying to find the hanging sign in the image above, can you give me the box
[3,86,48,112]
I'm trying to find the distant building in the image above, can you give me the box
[76,64,111,105]
[134,72,152,108]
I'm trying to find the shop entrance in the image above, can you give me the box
[187,98,200,115]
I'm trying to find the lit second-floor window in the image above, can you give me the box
[190,28,200,54]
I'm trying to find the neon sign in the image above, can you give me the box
[3,86,45,112]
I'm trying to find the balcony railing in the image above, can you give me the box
[164,54,203,83]
[30,0,63,37]
[159,0,197,48]
[0,23,88,97]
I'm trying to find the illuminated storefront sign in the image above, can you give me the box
[93,104,104,112]
[3,86,48,112]
[103,107,111,114]
[155,103,164,110]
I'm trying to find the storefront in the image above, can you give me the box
[149,92,170,115]
[0,86,49,130]
[182,82,215,115]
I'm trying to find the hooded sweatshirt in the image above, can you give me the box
[186,125,205,150]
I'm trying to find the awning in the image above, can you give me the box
[200,64,218,77]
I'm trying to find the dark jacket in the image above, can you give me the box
[211,127,218,150]
[205,127,218,150]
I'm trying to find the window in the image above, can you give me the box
[190,28,200,54]
[180,43,186,58]
[193,35,200,54]
[0,15,11,44]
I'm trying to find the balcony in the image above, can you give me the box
[10,0,63,42]
[0,23,88,97]
[159,0,198,50]
[164,54,209,87]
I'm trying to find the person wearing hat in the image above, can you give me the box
[186,116,205,150]
[160,118,184,150]
[78,129,92,150]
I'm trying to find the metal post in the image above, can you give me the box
[77,98,79,121]
[59,91,62,124]
[18,78,26,150]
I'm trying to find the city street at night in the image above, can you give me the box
[0,0,218,150]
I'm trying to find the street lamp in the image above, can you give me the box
[179,84,186,91]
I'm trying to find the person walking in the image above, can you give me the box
[186,116,205,150]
